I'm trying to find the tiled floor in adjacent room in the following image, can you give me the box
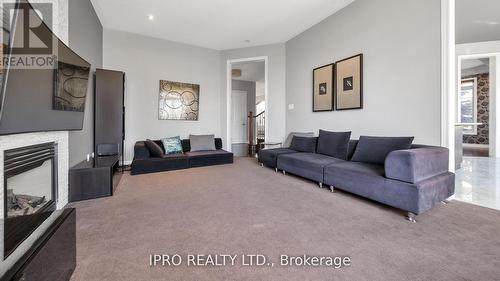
[455,156,500,211]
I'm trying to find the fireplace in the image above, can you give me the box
[3,142,58,259]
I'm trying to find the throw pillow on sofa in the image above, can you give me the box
[284,132,315,148]
[316,130,352,160]
[161,136,183,155]
[145,139,164,158]
[351,136,415,165]
[190,134,216,152]
[290,136,317,153]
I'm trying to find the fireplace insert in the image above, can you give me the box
[3,142,58,259]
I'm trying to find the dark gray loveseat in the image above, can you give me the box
[258,133,454,222]
[131,138,233,175]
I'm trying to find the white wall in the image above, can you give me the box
[286,0,442,144]
[103,29,222,163]
[221,44,286,147]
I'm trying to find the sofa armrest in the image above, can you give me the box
[134,141,150,160]
[385,147,449,184]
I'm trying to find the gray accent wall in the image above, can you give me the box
[68,0,103,166]
[285,0,442,145]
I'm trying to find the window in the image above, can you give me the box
[459,78,478,135]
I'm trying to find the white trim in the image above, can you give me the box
[455,42,500,158]
[456,40,500,56]
[458,77,478,135]
[492,56,500,157]
[226,56,269,153]
[441,0,456,171]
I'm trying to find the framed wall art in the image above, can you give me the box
[335,54,363,110]
[159,80,200,120]
[53,62,90,112]
[312,63,334,112]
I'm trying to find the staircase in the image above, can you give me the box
[248,111,265,156]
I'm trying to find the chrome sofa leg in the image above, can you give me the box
[260,163,264,167]
[275,168,278,173]
[329,186,335,193]
[319,182,323,188]
[406,212,417,223]
[282,170,286,175]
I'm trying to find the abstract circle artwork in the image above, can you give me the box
[159,80,200,120]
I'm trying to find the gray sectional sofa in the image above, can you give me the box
[258,131,455,222]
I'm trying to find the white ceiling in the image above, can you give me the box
[461,59,485,70]
[90,0,355,50]
[232,61,265,82]
[461,58,489,77]
[456,0,500,44]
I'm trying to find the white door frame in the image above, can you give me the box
[456,47,500,157]
[441,0,456,171]
[226,56,269,152]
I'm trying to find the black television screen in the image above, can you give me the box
[0,0,91,135]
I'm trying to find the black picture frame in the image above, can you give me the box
[334,54,363,111]
[312,63,335,112]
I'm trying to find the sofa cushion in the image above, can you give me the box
[182,138,223,152]
[130,154,189,175]
[185,150,231,157]
[161,136,183,155]
[284,132,315,148]
[290,136,317,153]
[316,130,351,160]
[189,134,216,152]
[258,148,298,168]
[277,153,344,183]
[185,149,234,168]
[133,142,150,160]
[145,139,164,158]
[351,136,414,165]
[324,161,386,195]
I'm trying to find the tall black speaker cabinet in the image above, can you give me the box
[94,69,125,164]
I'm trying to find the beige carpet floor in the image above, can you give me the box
[69,157,500,281]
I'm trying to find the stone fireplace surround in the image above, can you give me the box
[0,0,70,265]
[0,131,69,262]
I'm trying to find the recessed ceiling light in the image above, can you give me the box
[148,14,155,21]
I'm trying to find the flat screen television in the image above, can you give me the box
[0,0,91,135]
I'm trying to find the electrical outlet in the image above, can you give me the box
[288,104,295,110]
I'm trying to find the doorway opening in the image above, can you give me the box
[442,0,500,210]
[455,53,499,210]
[227,57,268,157]
[458,57,491,159]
